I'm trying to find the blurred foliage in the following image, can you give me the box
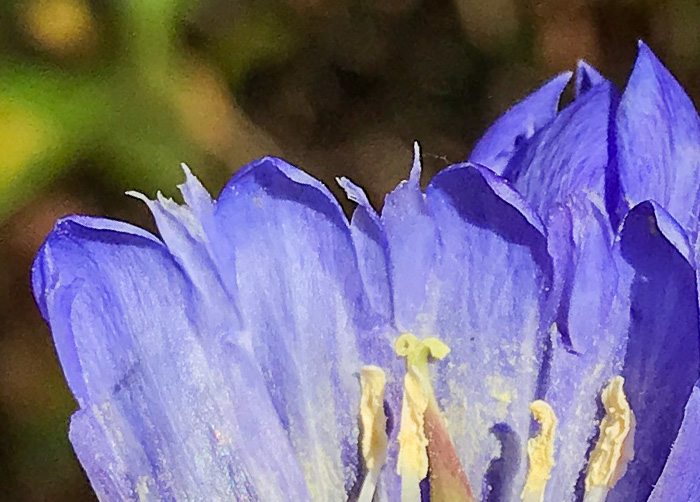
[1,0,700,500]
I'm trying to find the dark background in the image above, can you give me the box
[1,0,698,500]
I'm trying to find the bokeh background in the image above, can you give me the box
[1,0,699,500]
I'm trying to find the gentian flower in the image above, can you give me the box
[33,41,700,501]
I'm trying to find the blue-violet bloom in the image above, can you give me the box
[33,41,700,501]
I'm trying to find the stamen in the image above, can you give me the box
[395,334,443,502]
[394,375,436,502]
[357,365,388,502]
[521,400,557,502]
[584,376,635,502]
[394,334,474,502]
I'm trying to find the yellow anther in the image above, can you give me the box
[394,333,451,502]
[585,376,635,492]
[359,366,388,471]
[396,367,430,480]
[521,400,557,502]
[357,366,388,502]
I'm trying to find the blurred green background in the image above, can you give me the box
[1,0,699,500]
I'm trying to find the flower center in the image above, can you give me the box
[355,336,635,502]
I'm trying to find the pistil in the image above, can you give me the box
[394,333,474,502]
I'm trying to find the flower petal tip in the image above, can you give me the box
[575,60,605,97]
[337,176,371,208]
[410,141,422,184]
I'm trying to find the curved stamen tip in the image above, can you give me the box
[521,400,557,502]
[584,376,635,498]
[395,333,450,374]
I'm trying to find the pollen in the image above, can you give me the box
[521,400,557,502]
[585,376,635,494]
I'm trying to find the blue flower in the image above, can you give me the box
[33,41,700,502]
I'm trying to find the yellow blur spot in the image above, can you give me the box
[0,101,52,184]
[394,334,449,483]
[23,0,96,56]
[521,400,557,502]
[585,376,635,491]
[359,365,388,471]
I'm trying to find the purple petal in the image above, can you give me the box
[575,60,606,98]
[418,164,552,500]
[211,157,396,499]
[543,195,630,501]
[469,72,572,175]
[338,176,393,325]
[381,148,440,332]
[507,81,616,216]
[648,381,700,501]
[32,218,311,500]
[128,182,240,335]
[32,217,170,404]
[616,41,700,239]
[179,163,215,220]
[608,202,700,500]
